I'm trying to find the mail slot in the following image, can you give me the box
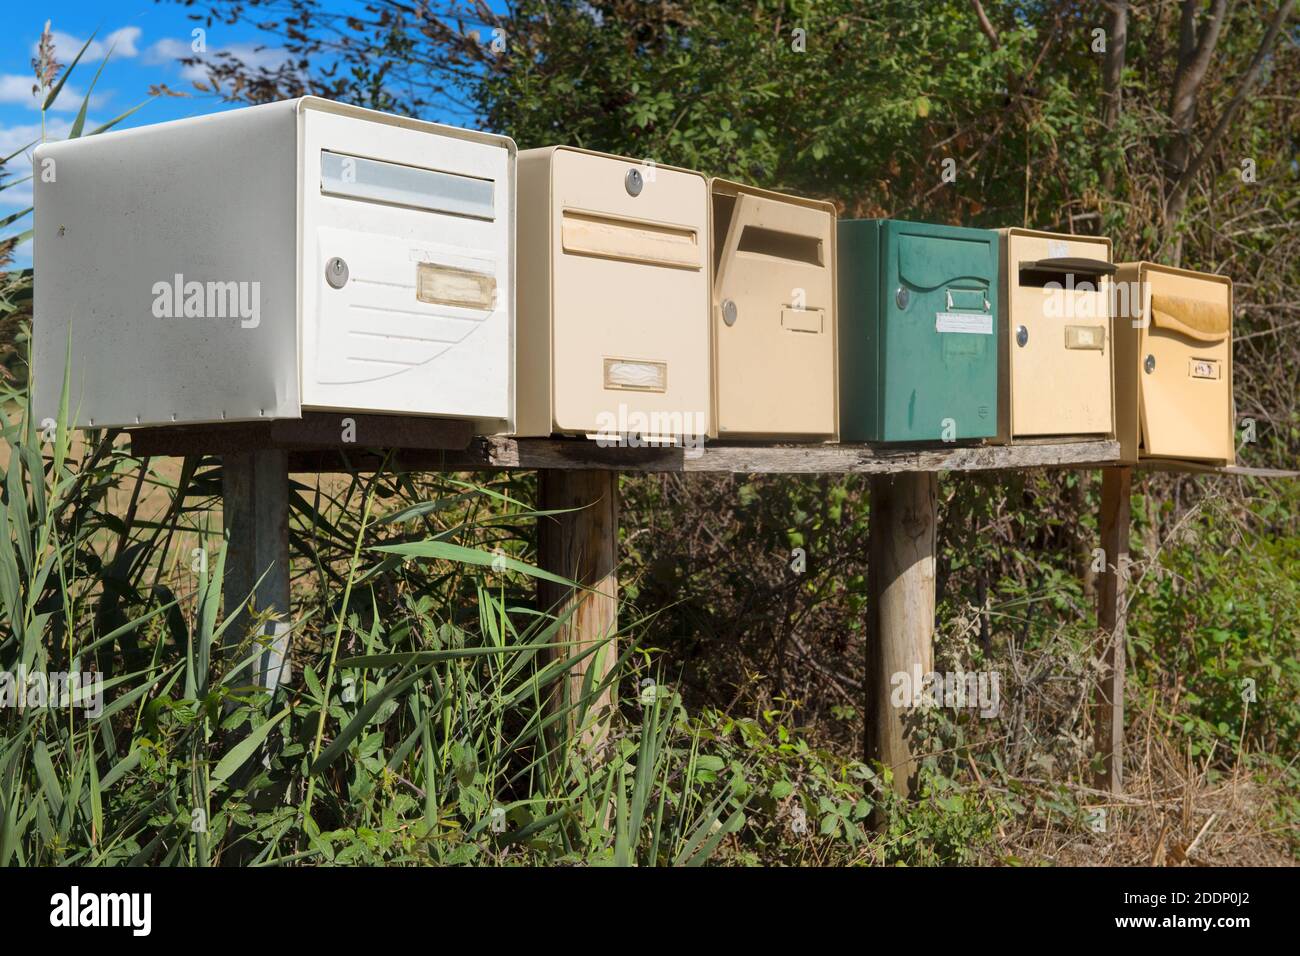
[710,179,837,439]
[1112,262,1234,464]
[838,219,1000,442]
[997,228,1115,440]
[514,146,711,441]
[33,97,516,432]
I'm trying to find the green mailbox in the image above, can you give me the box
[838,219,1000,442]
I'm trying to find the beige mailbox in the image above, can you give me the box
[514,146,711,442]
[1112,262,1234,464]
[710,180,837,440]
[997,228,1115,440]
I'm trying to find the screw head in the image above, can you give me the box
[721,299,738,326]
[625,168,644,197]
[1016,325,1029,347]
[895,287,910,310]
[1144,354,1156,374]
[325,257,349,289]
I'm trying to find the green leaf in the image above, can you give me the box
[373,540,576,587]
[211,707,291,787]
[43,31,97,112]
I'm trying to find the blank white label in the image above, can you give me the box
[321,151,494,220]
[604,358,667,392]
[936,312,993,334]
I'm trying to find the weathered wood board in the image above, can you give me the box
[268,436,1124,475]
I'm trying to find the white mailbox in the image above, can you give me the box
[33,97,516,432]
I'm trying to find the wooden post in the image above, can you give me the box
[222,450,292,692]
[866,472,938,796]
[537,469,619,745]
[1093,465,1131,793]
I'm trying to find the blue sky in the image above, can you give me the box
[2,0,496,270]
[3,1,294,267]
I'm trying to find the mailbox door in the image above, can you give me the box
[713,191,835,437]
[1138,266,1233,462]
[880,222,999,441]
[301,106,512,422]
[1006,231,1113,437]
[550,149,711,439]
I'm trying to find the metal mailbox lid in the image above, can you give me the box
[1133,262,1234,464]
[710,178,837,440]
[543,146,711,440]
[298,100,516,430]
[33,100,302,429]
[1000,228,1114,440]
[878,220,1000,442]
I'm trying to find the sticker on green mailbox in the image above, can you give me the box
[935,312,993,334]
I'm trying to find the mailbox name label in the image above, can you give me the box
[935,312,993,335]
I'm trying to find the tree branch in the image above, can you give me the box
[1101,1,1129,130]
[1167,0,1233,175]
[971,0,1000,48]
[1167,0,1297,220]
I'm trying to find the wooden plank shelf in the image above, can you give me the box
[126,421,1296,477]
[275,436,1124,475]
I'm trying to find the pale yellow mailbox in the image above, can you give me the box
[514,146,711,442]
[710,180,837,440]
[997,228,1115,440]
[1112,262,1234,464]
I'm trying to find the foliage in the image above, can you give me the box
[0,4,1296,866]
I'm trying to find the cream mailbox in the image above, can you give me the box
[1113,262,1234,464]
[998,228,1115,440]
[710,180,837,440]
[34,97,515,432]
[514,146,711,441]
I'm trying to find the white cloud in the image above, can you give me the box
[0,123,48,211]
[0,74,104,112]
[0,118,101,163]
[32,27,142,63]
[0,121,46,157]
[146,37,291,83]
[143,37,192,65]
[0,179,33,210]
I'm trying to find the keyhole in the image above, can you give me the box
[325,257,349,289]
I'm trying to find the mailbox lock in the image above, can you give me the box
[895,287,910,310]
[1015,325,1028,348]
[325,257,349,289]
[625,168,644,197]
[1144,354,1156,374]
[721,299,738,327]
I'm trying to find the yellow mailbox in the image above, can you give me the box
[1112,262,1234,464]
[997,228,1115,440]
[514,146,711,443]
[710,179,837,440]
